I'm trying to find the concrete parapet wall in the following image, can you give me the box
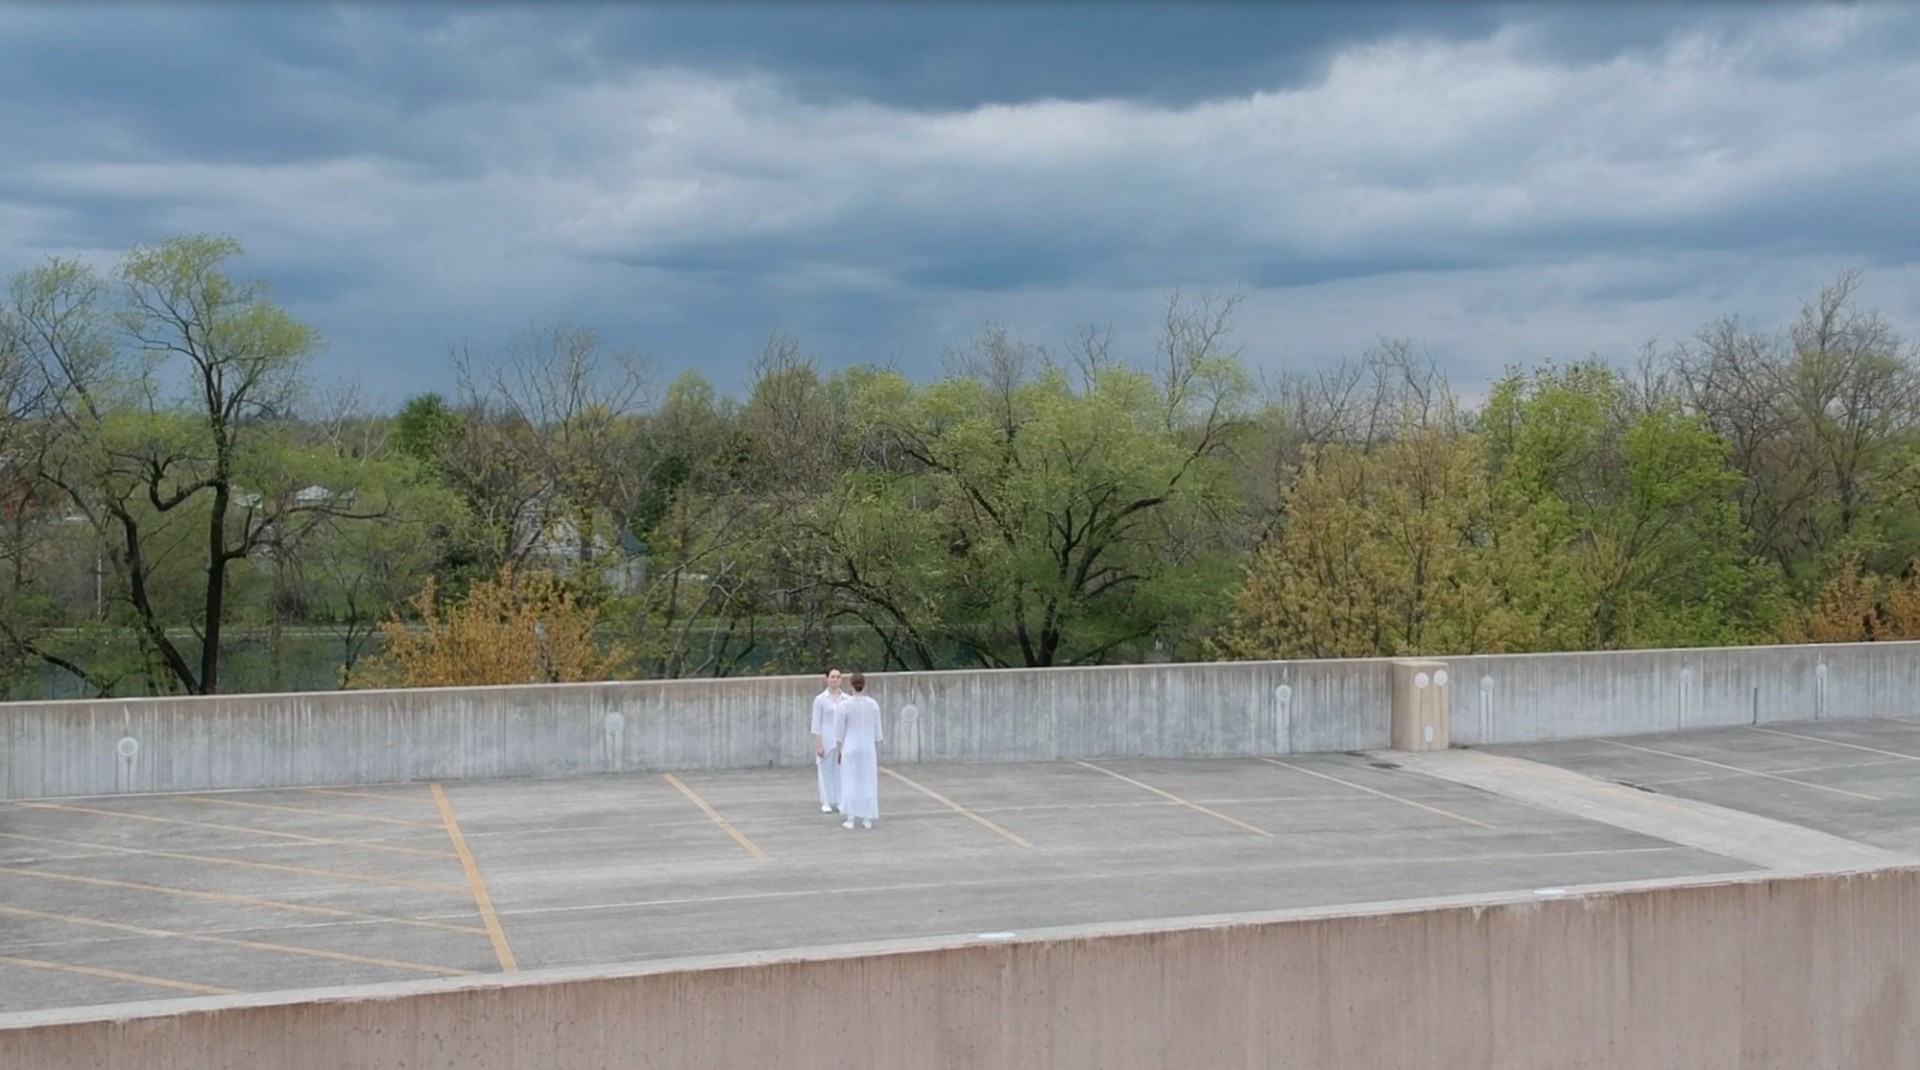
[3,641,1918,798]
[1446,641,1920,745]
[4,868,1916,1069]
[0,658,1390,798]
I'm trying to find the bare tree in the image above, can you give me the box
[444,324,653,573]
[1664,270,1917,579]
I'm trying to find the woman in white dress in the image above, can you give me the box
[835,671,884,829]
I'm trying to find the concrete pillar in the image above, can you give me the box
[1390,659,1451,751]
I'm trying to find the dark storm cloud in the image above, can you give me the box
[1,1,1918,404]
[561,2,1504,108]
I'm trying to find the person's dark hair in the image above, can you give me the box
[825,667,841,679]
[849,671,867,692]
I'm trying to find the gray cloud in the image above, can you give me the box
[1,2,1917,406]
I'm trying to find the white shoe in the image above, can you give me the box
[842,819,854,830]
[862,819,873,830]
[821,804,833,813]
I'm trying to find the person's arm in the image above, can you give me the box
[835,703,850,761]
[809,696,825,757]
[874,698,885,745]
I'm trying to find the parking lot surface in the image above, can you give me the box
[10,717,1920,1013]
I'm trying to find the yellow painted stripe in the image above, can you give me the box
[0,865,488,935]
[17,802,458,859]
[431,783,518,973]
[0,954,236,996]
[1073,761,1271,836]
[1597,739,1881,800]
[0,906,474,978]
[0,830,468,894]
[880,767,1034,847]
[175,795,446,828]
[662,774,768,861]
[1258,758,1494,829]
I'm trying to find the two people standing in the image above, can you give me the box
[809,668,884,830]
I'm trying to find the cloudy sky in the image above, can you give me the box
[3,1,1917,407]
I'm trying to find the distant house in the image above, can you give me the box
[235,484,361,566]
[234,484,354,511]
[515,495,646,593]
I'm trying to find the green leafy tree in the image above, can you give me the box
[821,299,1250,668]
[1482,360,1780,648]
[622,371,769,677]
[7,236,392,693]
[393,392,463,471]
[261,414,462,688]
[1212,424,1535,659]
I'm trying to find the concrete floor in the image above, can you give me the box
[7,717,1920,1014]
[1488,715,1920,856]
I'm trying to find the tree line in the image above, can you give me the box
[1,236,1914,697]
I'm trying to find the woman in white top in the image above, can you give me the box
[835,671,884,829]
[810,669,847,813]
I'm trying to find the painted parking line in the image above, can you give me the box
[174,795,447,829]
[662,774,769,861]
[879,767,1034,848]
[431,784,518,973]
[1072,761,1271,836]
[15,802,459,859]
[0,866,489,936]
[1596,739,1881,801]
[1467,750,1733,819]
[1634,757,1915,787]
[0,906,475,978]
[1258,758,1494,829]
[304,787,436,805]
[1746,725,1920,762]
[0,954,236,996]
[0,830,467,894]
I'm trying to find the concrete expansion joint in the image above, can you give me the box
[1392,748,1919,873]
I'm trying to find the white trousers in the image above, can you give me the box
[816,751,841,807]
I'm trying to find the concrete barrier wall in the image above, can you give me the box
[4,868,1916,1069]
[0,658,1391,798]
[4,641,1918,799]
[1448,641,1920,744]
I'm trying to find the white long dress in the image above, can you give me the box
[810,689,845,808]
[836,694,884,821]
